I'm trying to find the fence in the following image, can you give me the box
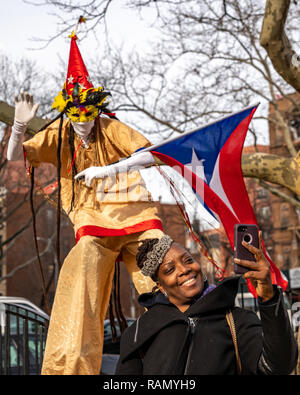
[0,301,48,375]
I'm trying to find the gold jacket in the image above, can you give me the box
[23,116,162,239]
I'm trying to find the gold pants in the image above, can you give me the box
[41,229,163,375]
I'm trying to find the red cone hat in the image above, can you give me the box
[66,32,94,96]
[52,20,111,122]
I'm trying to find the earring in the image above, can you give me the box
[163,291,168,298]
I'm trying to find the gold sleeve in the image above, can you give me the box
[22,119,68,167]
[109,120,151,156]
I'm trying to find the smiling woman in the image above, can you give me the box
[115,235,297,375]
[143,238,206,312]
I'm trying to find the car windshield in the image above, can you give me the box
[103,318,135,338]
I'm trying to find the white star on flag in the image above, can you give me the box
[186,148,207,183]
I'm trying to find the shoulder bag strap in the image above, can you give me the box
[226,310,242,375]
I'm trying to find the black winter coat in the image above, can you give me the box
[116,277,297,375]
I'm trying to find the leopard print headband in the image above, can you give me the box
[141,235,174,277]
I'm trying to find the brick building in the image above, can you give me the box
[0,158,75,308]
[268,93,300,271]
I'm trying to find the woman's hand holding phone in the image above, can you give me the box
[234,231,274,301]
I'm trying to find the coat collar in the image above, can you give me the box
[138,276,240,316]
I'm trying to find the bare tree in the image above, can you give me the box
[0,52,55,117]
[83,0,300,202]
[17,1,299,201]
[0,53,71,309]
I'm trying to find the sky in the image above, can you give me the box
[0,1,158,72]
[0,0,268,143]
[1,1,61,69]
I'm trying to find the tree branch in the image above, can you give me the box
[242,151,300,197]
[260,0,300,91]
[0,100,50,135]
[259,179,300,210]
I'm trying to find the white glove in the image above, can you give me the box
[75,151,155,187]
[14,90,40,125]
[7,91,40,161]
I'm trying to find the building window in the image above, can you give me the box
[275,130,284,145]
[280,203,290,228]
[257,188,268,199]
[262,230,269,240]
[185,235,198,254]
[282,248,291,270]
[290,118,300,141]
[259,206,271,219]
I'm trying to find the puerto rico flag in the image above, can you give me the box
[139,104,287,293]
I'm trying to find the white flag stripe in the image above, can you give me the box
[209,153,240,221]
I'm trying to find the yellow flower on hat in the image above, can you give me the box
[52,86,70,113]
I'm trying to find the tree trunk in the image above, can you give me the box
[260,0,300,92]
[241,152,300,197]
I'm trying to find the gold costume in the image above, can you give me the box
[23,116,164,374]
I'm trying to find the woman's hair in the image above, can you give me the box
[136,238,160,281]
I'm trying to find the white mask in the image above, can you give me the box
[71,120,95,140]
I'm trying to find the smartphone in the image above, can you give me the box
[234,224,259,274]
